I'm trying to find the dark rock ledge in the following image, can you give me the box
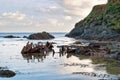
[27,32,55,40]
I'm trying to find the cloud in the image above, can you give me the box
[2,11,26,20]
[0,11,29,28]
[64,16,72,20]
[0,22,6,26]
[58,0,107,17]
[62,0,92,8]
[0,0,107,32]
[93,0,108,4]
[47,19,58,25]
[49,6,58,10]
[40,8,51,13]
[39,5,59,13]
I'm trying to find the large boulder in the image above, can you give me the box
[4,35,20,38]
[0,70,16,78]
[27,32,54,40]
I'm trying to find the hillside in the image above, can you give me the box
[66,0,120,41]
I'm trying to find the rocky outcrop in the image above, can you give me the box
[23,36,28,38]
[66,0,120,41]
[0,70,16,78]
[4,35,20,38]
[59,42,110,54]
[106,50,120,60]
[27,32,54,40]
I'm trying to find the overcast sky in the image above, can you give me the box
[0,0,107,32]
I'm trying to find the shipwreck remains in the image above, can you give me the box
[21,41,55,54]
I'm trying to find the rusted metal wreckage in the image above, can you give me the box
[21,41,55,54]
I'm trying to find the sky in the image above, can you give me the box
[0,0,107,32]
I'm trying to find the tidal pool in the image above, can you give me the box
[0,37,119,80]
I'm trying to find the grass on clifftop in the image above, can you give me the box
[106,1,120,30]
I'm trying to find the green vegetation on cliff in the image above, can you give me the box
[105,0,120,30]
[90,0,120,30]
[67,0,120,38]
[85,5,106,26]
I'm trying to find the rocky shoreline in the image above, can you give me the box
[0,67,16,78]
[58,41,120,61]
[66,0,120,41]
[75,35,120,42]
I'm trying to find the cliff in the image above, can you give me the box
[66,0,120,41]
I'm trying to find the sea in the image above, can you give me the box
[0,32,65,38]
[0,32,119,80]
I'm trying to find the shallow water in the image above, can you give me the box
[0,33,119,80]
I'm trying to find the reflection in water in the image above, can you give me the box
[60,63,89,68]
[22,51,73,63]
[22,53,47,63]
[21,52,119,80]
[73,72,110,79]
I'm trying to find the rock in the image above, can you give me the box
[0,70,16,78]
[27,32,54,40]
[105,50,120,60]
[88,43,101,48]
[88,42,112,48]
[23,36,28,38]
[73,41,82,44]
[4,35,20,38]
[66,0,120,41]
[58,43,111,57]
[116,51,120,60]
[50,42,57,44]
